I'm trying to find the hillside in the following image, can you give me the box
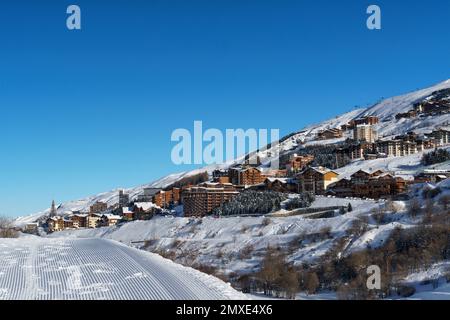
[51,179,450,299]
[15,79,450,226]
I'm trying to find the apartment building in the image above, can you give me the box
[47,216,64,232]
[63,218,73,229]
[136,187,161,202]
[25,223,39,233]
[328,169,408,199]
[317,128,343,140]
[432,128,450,146]
[336,142,375,167]
[353,124,378,143]
[414,169,450,184]
[182,183,239,217]
[101,214,121,227]
[153,188,181,208]
[87,213,102,228]
[228,166,266,186]
[71,214,88,228]
[296,166,339,195]
[119,189,130,207]
[376,139,417,157]
[89,201,108,214]
[263,178,297,193]
[285,154,314,174]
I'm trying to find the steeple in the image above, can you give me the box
[50,200,57,217]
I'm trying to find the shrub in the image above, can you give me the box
[261,217,272,226]
[0,217,19,238]
[255,247,299,298]
[304,272,320,295]
[397,285,416,297]
[347,203,353,212]
[239,244,254,260]
[408,199,422,218]
[319,226,332,239]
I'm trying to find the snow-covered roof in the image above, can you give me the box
[305,166,338,175]
[265,177,289,183]
[102,214,121,220]
[352,169,372,175]
[134,202,157,211]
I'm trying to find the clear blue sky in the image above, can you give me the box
[0,0,449,217]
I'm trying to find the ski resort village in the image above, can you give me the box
[3,80,450,300]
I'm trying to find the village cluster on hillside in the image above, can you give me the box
[24,115,450,234]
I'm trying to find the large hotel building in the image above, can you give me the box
[182,183,239,217]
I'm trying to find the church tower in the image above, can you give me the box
[50,200,57,217]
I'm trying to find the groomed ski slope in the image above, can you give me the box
[0,237,247,300]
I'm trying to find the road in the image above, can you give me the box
[0,237,245,300]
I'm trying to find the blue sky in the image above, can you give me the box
[0,0,449,217]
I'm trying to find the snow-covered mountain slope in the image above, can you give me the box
[292,79,450,142]
[15,79,450,225]
[0,237,247,300]
[359,79,450,120]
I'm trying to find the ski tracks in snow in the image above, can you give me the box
[0,237,246,300]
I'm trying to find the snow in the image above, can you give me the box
[0,237,247,300]
[403,262,450,284]
[407,283,450,300]
[347,222,411,253]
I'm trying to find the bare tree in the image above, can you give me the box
[304,272,320,295]
[408,199,421,218]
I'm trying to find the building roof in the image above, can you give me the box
[352,169,371,175]
[305,166,338,176]
[102,214,121,220]
[265,177,289,183]
[423,169,450,174]
[134,202,157,211]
